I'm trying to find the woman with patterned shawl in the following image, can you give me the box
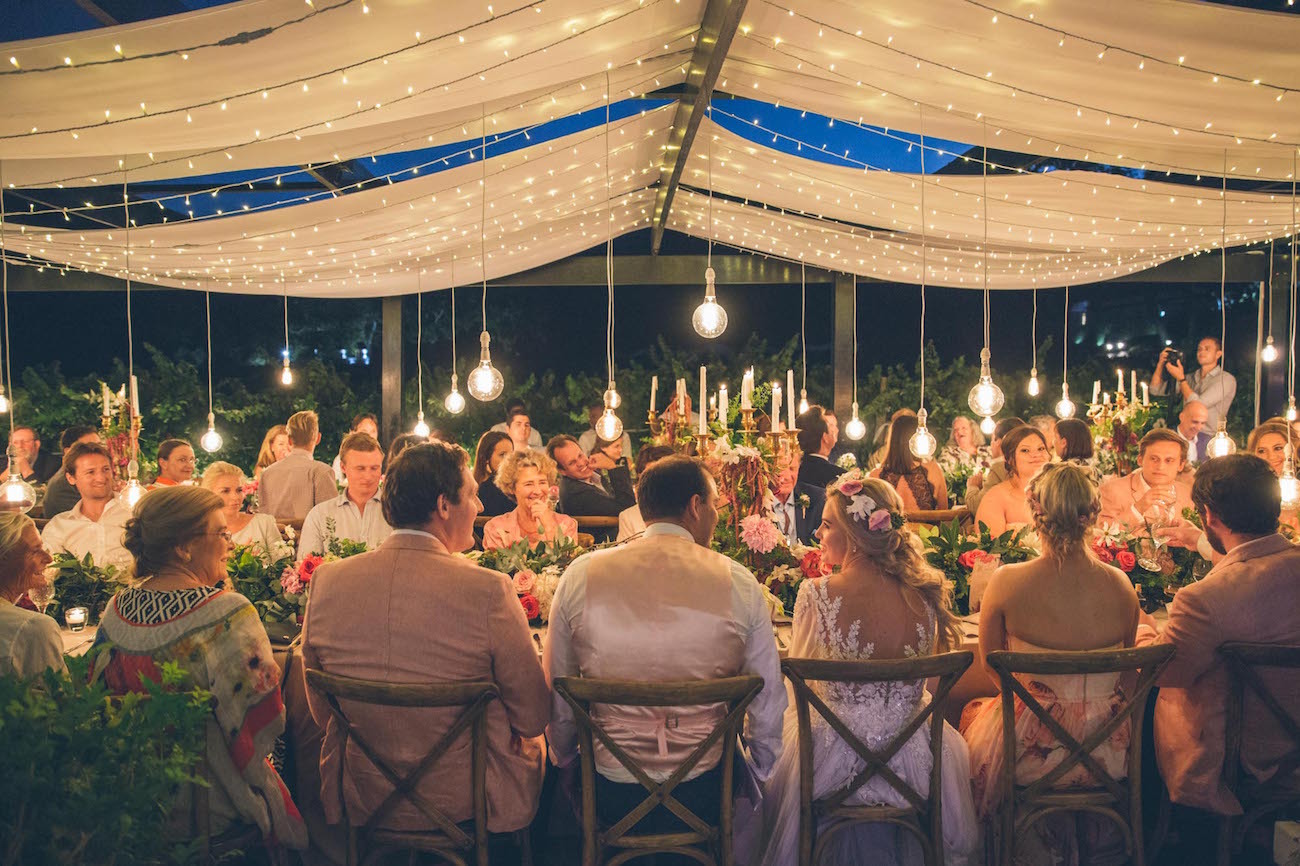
[89,486,307,851]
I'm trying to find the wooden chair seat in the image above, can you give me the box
[782,652,974,866]
[553,675,765,866]
[985,644,1175,866]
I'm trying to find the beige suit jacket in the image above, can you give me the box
[1140,533,1300,813]
[1097,471,1192,531]
[302,531,549,832]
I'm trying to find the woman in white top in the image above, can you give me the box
[201,462,283,559]
[0,512,64,678]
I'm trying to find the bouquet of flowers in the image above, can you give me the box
[225,541,298,624]
[1091,520,1202,612]
[1089,400,1157,478]
[918,520,1040,615]
[240,479,259,514]
[471,535,588,624]
[47,552,130,623]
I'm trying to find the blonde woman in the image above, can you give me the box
[89,486,307,850]
[961,462,1138,859]
[252,424,290,480]
[752,473,977,866]
[0,512,64,678]
[201,461,282,558]
[481,449,578,550]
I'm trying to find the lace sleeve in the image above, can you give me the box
[788,578,822,659]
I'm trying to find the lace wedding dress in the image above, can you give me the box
[749,576,979,866]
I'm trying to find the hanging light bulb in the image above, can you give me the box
[1055,382,1076,419]
[909,408,938,459]
[980,415,997,437]
[1,449,35,514]
[120,478,145,508]
[595,401,623,441]
[0,385,8,414]
[798,389,810,415]
[412,410,431,438]
[467,331,504,401]
[1288,396,1298,423]
[1206,422,1237,458]
[200,413,223,453]
[280,354,293,386]
[444,373,466,414]
[604,380,621,411]
[1262,335,1279,363]
[1281,450,1300,510]
[1027,367,1041,397]
[844,402,866,441]
[968,348,1006,417]
[691,268,728,339]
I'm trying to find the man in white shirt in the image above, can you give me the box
[298,432,391,556]
[1151,337,1237,432]
[1098,429,1193,531]
[489,398,543,450]
[332,413,379,483]
[1175,400,1211,465]
[769,454,802,547]
[544,456,785,833]
[40,442,132,571]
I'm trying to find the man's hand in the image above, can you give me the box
[1154,518,1202,550]
[1165,357,1186,382]
[588,451,616,471]
[967,472,985,493]
[1134,485,1175,517]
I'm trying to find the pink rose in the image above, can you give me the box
[799,549,830,579]
[519,593,541,621]
[838,480,863,496]
[513,569,537,594]
[958,549,992,570]
[1093,544,1114,564]
[868,509,892,532]
[299,555,324,584]
[1115,551,1137,573]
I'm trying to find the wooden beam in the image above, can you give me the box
[381,296,402,445]
[648,0,748,255]
[833,273,855,422]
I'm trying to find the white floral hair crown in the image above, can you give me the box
[830,470,906,533]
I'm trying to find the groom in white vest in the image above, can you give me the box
[544,455,786,833]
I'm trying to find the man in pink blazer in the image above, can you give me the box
[1139,454,1300,815]
[302,442,550,834]
[1098,428,1193,530]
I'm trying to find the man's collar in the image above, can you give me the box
[1213,533,1292,571]
[340,490,380,508]
[642,522,697,543]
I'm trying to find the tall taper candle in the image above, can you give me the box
[1142,382,1149,406]
[1093,380,1101,404]
[129,375,140,415]
[719,385,728,428]
[787,369,796,428]
[649,375,657,413]
[102,383,110,417]
[1131,370,1137,399]
[1117,369,1124,394]
[699,366,707,435]
[677,378,686,418]
[772,384,782,432]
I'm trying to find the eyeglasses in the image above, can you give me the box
[202,530,234,544]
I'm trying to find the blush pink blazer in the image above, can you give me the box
[302,531,550,832]
[1097,471,1192,531]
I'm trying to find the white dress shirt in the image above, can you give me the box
[297,492,392,556]
[770,491,799,547]
[615,504,645,542]
[40,498,133,571]
[578,428,635,460]
[544,522,787,783]
[489,421,543,449]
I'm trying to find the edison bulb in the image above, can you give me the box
[444,380,466,415]
[979,415,997,437]
[412,411,431,438]
[120,478,145,508]
[604,381,621,410]
[691,268,728,338]
[0,388,9,414]
[1281,469,1300,510]
[595,407,623,441]
[969,377,1006,417]
[844,402,866,441]
[1288,397,1298,423]
[1027,368,1041,397]
[467,332,504,401]
[1,473,36,514]
[909,408,937,459]
[1055,383,1076,419]
[280,359,294,386]
[200,414,223,453]
[798,389,810,415]
[1206,426,1237,458]
[1262,336,1279,363]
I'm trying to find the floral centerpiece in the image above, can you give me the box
[1091,519,1203,612]
[918,519,1040,615]
[1088,397,1157,478]
[470,535,587,624]
[47,553,130,623]
[225,541,298,625]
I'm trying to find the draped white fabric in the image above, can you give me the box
[1,0,1297,294]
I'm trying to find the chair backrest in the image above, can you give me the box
[985,644,1175,806]
[553,675,764,854]
[304,668,499,847]
[1218,642,1300,802]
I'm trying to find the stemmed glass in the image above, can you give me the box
[1138,485,1177,571]
[28,575,55,616]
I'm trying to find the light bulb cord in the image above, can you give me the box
[851,274,858,400]
[1062,285,1070,381]
[1220,149,1228,363]
[918,108,928,410]
[605,71,615,385]
[0,160,12,442]
[416,270,424,409]
[450,257,458,380]
[1030,287,1038,372]
[1266,239,1274,339]
[707,104,713,270]
[205,288,214,416]
[481,106,489,334]
[800,262,807,393]
[982,120,991,354]
[124,170,137,463]
[1290,149,1298,399]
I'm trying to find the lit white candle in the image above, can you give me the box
[787,369,796,428]
[1093,380,1101,404]
[1131,370,1137,398]
[677,379,686,418]
[741,369,753,409]
[772,383,782,431]
[699,366,707,435]
[649,375,657,413]
[1117,369,1124,394]
[1104,392,1111,406]
[101,383,110,417]
[129,375,140,415]
[719,385,728,428]
[1142,381,1149,406]
[66,606,88,632]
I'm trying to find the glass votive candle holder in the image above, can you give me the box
[65,607,88,632]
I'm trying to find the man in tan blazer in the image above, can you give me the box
[1139,454,1300,816]
[303,442,550,834]
[1098,428,1193,530]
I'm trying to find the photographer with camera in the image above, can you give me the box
[1150,337,1236,432]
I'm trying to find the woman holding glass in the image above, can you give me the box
[482,450,578,550]
[0,512,64,678]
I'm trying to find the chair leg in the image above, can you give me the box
[1216,815,1234,866]
[515,828,534,866]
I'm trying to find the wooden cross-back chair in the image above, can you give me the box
[781,652,974,866]
[304,669,516,866]
[985,644,1175,866]
[1216,641,1300,865]
[552,675,764,866]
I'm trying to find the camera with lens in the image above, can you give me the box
[1163,348,1183,368]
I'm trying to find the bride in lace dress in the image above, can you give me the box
[751,474,979,866]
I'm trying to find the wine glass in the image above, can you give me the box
[28,578,55,616]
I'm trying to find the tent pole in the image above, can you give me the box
[833,273,854,425]
[382,295,403,444]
